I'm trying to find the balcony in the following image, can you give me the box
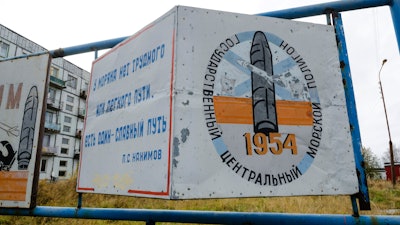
[80,90,87,99]
[46,98,63,111]
[49,75,66,89]
[74,149,80,159]
[78,108,86,119]
[75,129,82,139]
[44,121,61,133]
[41,146,58,156]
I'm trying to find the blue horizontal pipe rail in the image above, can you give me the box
[0,0,393,61]
[0,206,399,225]
[257,0,391,19]
[49,36,129,58]
[0,37,129,62]
[43,0,393,59]
[258,0,400,53]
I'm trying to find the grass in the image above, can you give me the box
[0,178,399,225]
[368,180,400,210]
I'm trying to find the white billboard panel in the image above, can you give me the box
[0,53,50,207]
[77,11,175,197]
[78,6,358,199]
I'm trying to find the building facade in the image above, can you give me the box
[384,162,400,182]
[0,24,90,180]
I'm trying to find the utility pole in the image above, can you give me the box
[378,59,396,187]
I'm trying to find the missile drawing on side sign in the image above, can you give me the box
[17,86,39,170]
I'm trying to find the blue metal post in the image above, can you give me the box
[76,47,100,210]
[333,12,371,211]
[390,0,400,51]
[77,193,82,209]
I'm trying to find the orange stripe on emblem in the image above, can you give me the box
[213,96,313,126]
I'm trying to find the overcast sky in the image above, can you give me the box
[2,0,399,163]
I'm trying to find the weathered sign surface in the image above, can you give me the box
[77,6,358,199]
[0,53,49,207]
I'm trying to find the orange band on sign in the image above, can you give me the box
[0,171,28,201]
[213,96,313,126]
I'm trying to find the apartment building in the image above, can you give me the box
[0,24,90,180]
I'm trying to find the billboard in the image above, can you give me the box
[0,53,50,207]
[78,6,358,199]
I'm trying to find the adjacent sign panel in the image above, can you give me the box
[77,11,175,197]
[0,53,50,207]
[78,6,359,199]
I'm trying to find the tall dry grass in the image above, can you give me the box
[0,177,399,225]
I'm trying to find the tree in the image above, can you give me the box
[361,146,381,179]
[381,143,400,164]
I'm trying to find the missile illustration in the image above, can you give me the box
[249,31,278,135]
[17,86,39,170]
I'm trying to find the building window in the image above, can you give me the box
[50,66,59,77]
[64,116,72,123]
[40,159,47,172]
[65,104,73,112]
[0,42,10,58]
[62,138,69,145]
[83,82,88,91]
[43,134,50,147]
[45,112,54,123]
[48,88,56,103]
[58,171,66,177]
[59,160,67,167]
[66,75,77,89]
[63,125,71,133]
[61,148,69,154]
[66,95,74,103]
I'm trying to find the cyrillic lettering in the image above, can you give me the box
[232,162,242,173]
[220,151,231,162]
[248,170,256,181]
[285,172,293,182]
[278,173,286,185]
[272,175,278,186]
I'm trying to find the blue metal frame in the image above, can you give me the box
[333,12,370,213]
[0,206,399,224]
[1,0,400,223]
[1,1,396,60]
[257,0,390,19]
[49,36,128,58]
[390,0,400,49]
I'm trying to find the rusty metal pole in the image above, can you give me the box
[378,59,396,186]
